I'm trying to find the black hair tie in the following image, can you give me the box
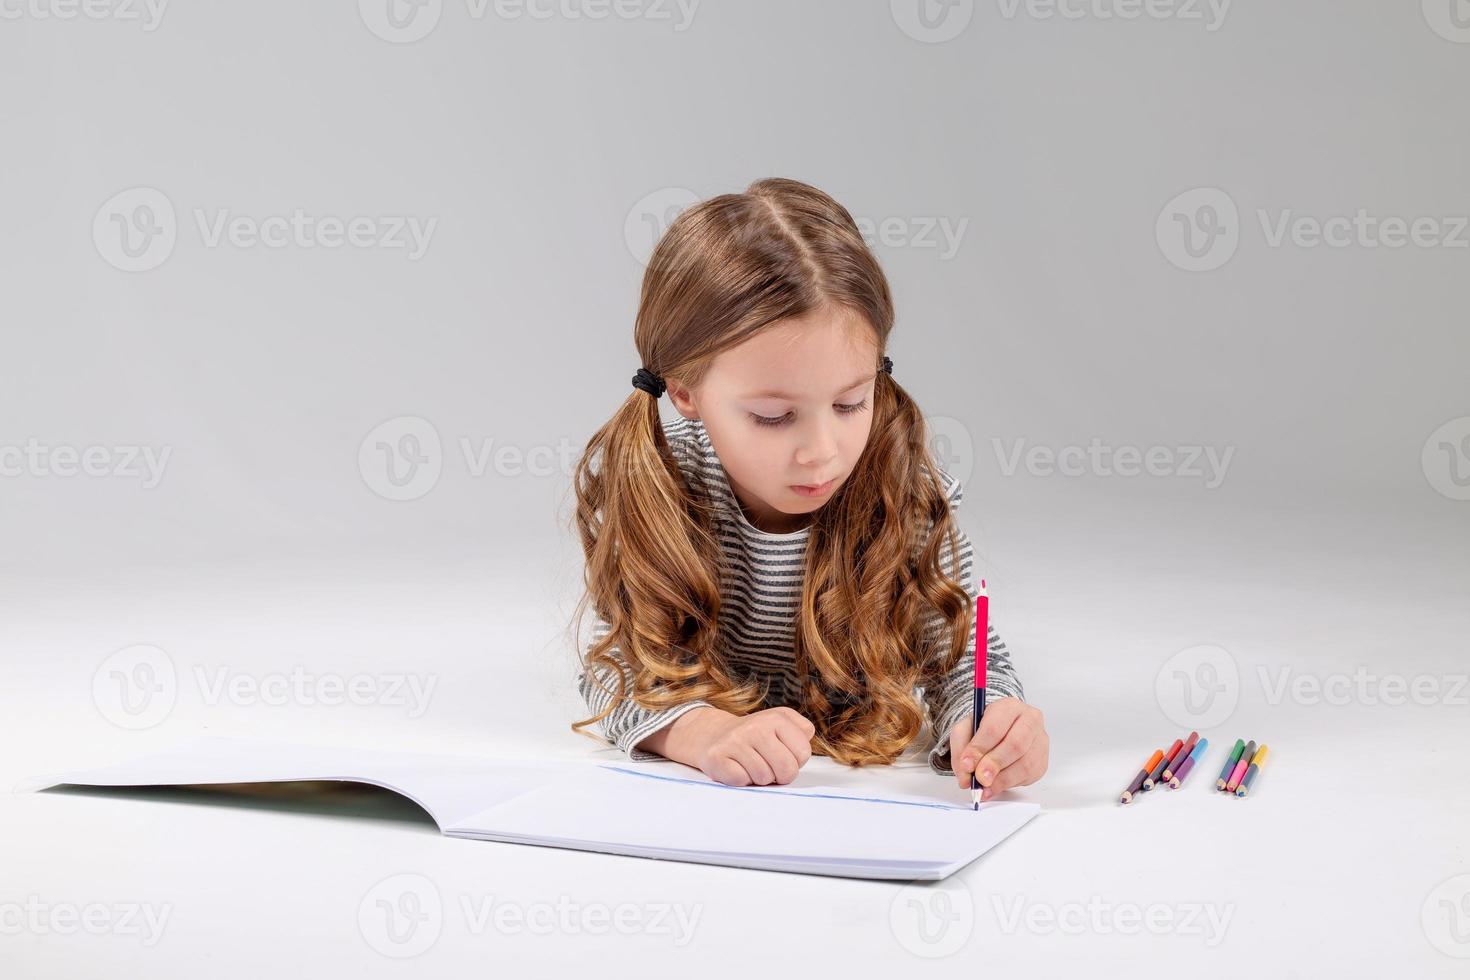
[634,359,886,397]
[632,367,666,398]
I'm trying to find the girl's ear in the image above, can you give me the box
[666,380,700,421]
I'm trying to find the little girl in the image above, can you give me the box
[570,178,1048,799]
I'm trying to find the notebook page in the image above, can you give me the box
[449,767,1039,867]
[17,735,565,830]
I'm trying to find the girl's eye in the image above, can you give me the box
[749,399,869,428]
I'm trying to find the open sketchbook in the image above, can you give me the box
[16,735,1040,881]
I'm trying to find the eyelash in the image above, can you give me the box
[749,399,870,428]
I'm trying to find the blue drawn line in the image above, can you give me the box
[600,765,970,811]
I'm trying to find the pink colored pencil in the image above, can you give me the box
[1224,739,1256,793]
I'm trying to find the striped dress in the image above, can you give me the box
[577,415,1024,775]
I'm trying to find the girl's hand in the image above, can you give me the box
[947,697,1048,798]
[694,706,817,787]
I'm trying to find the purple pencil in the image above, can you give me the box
[1160,731,1199,783]
[1168,737,1210,789]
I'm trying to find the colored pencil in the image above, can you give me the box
[1224,740,1256,793]
[1144,738,1182,791]
[1235,744,1270,797]
[1216,738,1246,790]
[1160,731,1199,783]
[1120,749,1164,805]
[970,580,989,810]
[1168,737,1209,789]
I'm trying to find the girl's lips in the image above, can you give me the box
[790,477,836,497]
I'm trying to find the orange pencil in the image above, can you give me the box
[1144,738,1182,791]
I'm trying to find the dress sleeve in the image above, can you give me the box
[577,613,715,762]
[918,471,1025,776]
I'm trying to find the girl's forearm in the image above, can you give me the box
[634,706,733,766]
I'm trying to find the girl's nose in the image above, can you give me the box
[795,426,839,469]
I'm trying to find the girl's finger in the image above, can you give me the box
[755,731,802,784]
[773,721,814,767]
[965,699,1019,753]
[983,736,1050,798]
[727,743,775,786]
[972,721,1038,788]
[953,704,1018,777]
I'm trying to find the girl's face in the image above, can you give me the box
[667,306,880,534]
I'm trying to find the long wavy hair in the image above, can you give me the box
[569,177,972,767]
